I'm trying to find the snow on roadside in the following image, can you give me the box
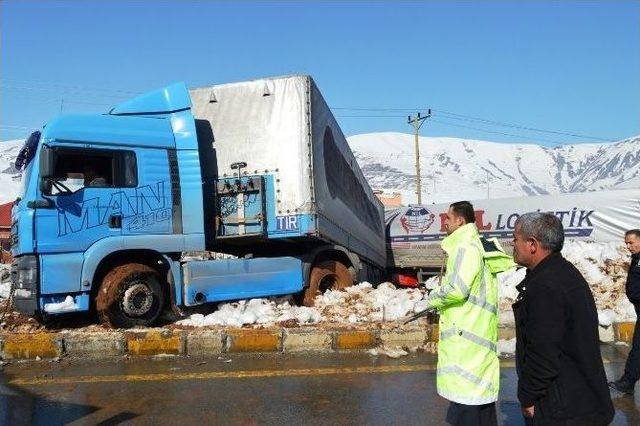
[1,241,634,329]
[176,297,321,328]
[0,263,11,299]
[177,242,635,328]
[563,241,635,321]
[177,282,429,328]
[44,296,80,314]
[497,241,634,323]
[498,338,516,355]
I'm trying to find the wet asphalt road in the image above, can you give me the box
[0,345,638,426]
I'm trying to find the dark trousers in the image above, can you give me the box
[446,401,497,426]
[624,304,640,382]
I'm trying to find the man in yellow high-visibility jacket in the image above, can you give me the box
[426,201,515,426]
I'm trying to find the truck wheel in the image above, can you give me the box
[302,260,353,306]
[95,263,165,328]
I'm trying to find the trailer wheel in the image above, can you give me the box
[302,260,353,306]
[95,263,165,328]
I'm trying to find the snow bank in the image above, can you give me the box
[315,282,425,323]
[177,297,322,328]
[177,241,634,328]
[0,263,10,299]
[1,241,634,329]
[44,296,80,314]
[368,346,409,359]
[178,282,430,328]
[44,296,79,313]
[496,241,634,323]
[498,338,516,355]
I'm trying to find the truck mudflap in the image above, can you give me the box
[182,256,303,306]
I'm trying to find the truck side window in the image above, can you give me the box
[45,147,137,195]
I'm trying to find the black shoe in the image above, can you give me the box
[608,379,636,395]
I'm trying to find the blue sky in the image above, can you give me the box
[1,1,639,145]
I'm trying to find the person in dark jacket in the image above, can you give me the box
[511,212,614,425]
[609,228,640,394]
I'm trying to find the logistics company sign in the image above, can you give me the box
[57,181,171,236]
[389,207,594,243]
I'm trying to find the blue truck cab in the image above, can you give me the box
[10,79,386,327]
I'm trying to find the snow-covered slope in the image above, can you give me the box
[347,133,640,204]
[1,134,639,205]
[0,140,23,204]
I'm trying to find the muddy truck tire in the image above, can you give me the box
[302,260,354,307]
[95,263,165,328]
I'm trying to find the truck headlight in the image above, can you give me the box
[17,268,36,287]
[12,255,38,296]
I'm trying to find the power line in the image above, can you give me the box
[332,107,416,112]
[432,109,616,142]
[0,78,140,96]
[429,118,566,146]
[330,105,619,142]
[0,125,35,130]
[335,115,407,118]
[0,80,623,144]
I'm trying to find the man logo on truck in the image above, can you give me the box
[57,181,169,236]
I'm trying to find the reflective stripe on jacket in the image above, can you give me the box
[426,223,515,405]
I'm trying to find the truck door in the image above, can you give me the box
[35,144,138,254]
[120,148,174,237]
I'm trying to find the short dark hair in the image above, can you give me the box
[626,229,640,239]
[515,212,564,253]
[449,201,475,224]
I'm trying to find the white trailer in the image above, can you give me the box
[189,75,386,289]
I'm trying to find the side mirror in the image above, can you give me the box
[27,199,54,209]
[39,145,56,179]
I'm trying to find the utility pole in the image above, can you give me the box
[407,109,431,204]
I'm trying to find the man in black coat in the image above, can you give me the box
[511,212,614,425]
[609,228,640,394]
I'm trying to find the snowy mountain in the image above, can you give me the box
[1,134,638,205]
[347,133,640,204]
[0,139,23,204]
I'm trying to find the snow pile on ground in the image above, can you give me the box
[177,282,429,328]
[315,282,425,323]
[563,241,635,321]
[1,241,634,330]
[368,346,409,359]
[177,241,634,328]
[43,296,79,314]
[0,264,10,299]
[176,297,322,328]
[497,241,634,322]
[597,309,616,327]
[368,342,439,359]
[498,338,516,355]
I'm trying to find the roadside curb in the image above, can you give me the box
[1,333,62,360]
[0,323,437,360]
[2,321,633,361]
[613,322,636,344]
